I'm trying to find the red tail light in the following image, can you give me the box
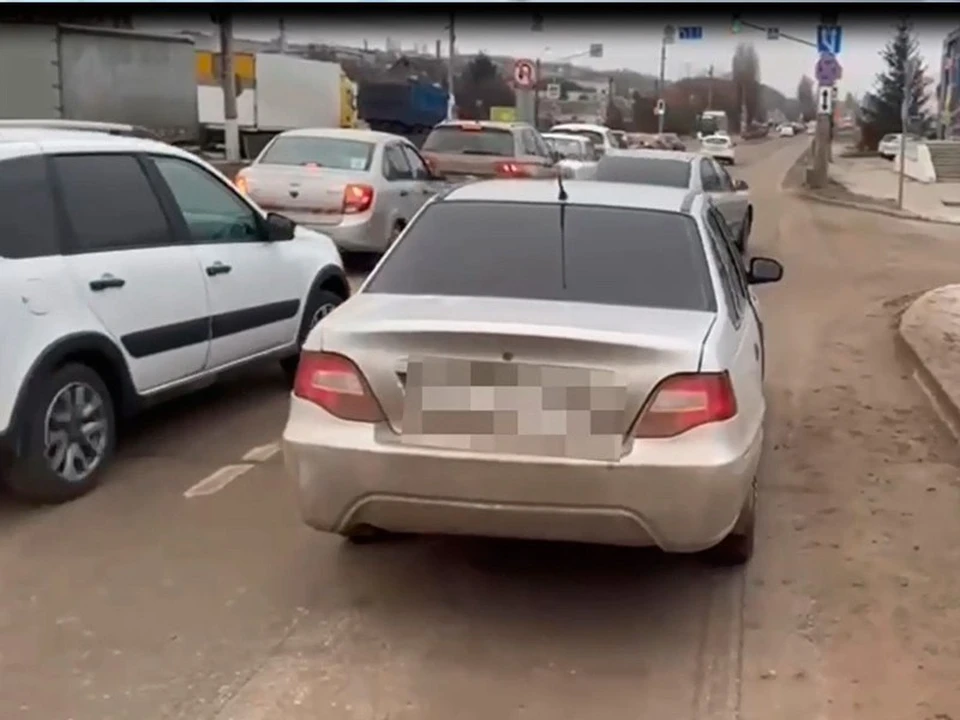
[342,183,374,214]
[293,351,385,423]
[632,373,737,439]
[494,161,533,178]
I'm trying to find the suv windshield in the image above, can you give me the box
[422,126,515,156]
[258,136,374,170]
[365,201,714,311]
[595,155,691,188]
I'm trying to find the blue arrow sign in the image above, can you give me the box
[816,25,842,54]
[677,26,703,41]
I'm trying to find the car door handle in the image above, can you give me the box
[399,190,410,197]
[89,275,125,291]
[206,262,232,277]
[754,343,760,361]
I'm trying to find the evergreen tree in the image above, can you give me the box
[860,18,932,136]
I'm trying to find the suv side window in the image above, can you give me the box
[706,208,750,295]
[383,144,413,180]
[400,144,431,180]
[53,154,174,253]
[0,155,60,259]
[700,159,721,191]
[702,210,742,324]
[150,155,261,244]
[713,161,735,192]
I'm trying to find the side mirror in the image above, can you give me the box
[735,179,749,191]
[264,212,296,242]
[747,257,783,285]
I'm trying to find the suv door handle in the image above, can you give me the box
[89,275,125,291]
[206,262,232,277]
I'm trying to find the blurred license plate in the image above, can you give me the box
[399,356,627,461]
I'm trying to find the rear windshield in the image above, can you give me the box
[422,126,515,156]
[365,201,714,312]
[552,128,606,148]
[595,155,691,188]
[544,137,585,158]
[258,136,374,170]
[704,136,729,146]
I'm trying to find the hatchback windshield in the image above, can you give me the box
[258,136,375,170]
[365,201,714,311]
[595,155,691,188]
[422,126,515,156]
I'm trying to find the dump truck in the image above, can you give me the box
[196,51,344,158]
[0,22,198,143]
[357,79,448,147]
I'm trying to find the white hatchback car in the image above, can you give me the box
[700,134,736,165]
[0,127,348,503]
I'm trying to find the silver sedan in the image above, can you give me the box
[542,132,599,179]
[593,148,754,253]
[235,128,447,255]
[282,179,784,565]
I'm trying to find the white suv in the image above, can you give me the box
[0,128,349,503]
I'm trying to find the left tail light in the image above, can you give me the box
[293,351,385,423]
[632,372,737,439]
[234,172,249,195]
[342,183,374,214]
[494,161,534,178]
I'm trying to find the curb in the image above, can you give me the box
[896,288,960,440]
[790,188,960,226]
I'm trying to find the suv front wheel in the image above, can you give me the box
[5,363,116,504]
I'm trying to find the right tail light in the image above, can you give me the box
[342,183,374,214]
[632,372,737,439]
[494,161,534,178]
[293,351,385,423]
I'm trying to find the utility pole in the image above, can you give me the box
[898,57,918,210]
[446,13,456,120]
[218,14,240,163]
[657,26,669,135]
[278,17,287,54]
[707,64,714,110]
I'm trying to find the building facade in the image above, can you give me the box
[939,27,960,138]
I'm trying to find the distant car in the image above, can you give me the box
[778,125,795,138]
[593,149,753,253]
[660,133,687,151]
[700,134,736,165]
[420,119,557,182]
[236,128,446,255]
[282,178,784,565]
[610,129,629,149]
[878,133,920,160]
[542,133,599,179]
[548,122,626,156]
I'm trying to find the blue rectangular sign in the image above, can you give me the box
[678,26,703,41]
[816,25,843,54]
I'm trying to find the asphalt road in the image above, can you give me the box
[4,136,960,720]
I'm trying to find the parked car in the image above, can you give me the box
[542,132,599,179]
[419,119,557,182]
[778,124,795,138]
[548,122,626,156]
[0,128,349,503]
[700,134,736,165]
[236,128,446,255]
[878,133,920,160]
[593,149,753,253]
[282,178,784,565]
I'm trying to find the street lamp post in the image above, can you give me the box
[657,25,673,135]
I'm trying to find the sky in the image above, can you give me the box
[136,12,953,99]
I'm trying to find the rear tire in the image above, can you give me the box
[702,478,756,566]
[281,288,345,384]
[5,363,116,504]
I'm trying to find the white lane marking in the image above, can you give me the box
[184,464,254,498]
[242,441,280,463]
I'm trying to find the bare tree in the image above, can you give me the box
[731,43,762,125]
[796,75,816,121]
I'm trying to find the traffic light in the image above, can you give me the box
[731,14,742,33]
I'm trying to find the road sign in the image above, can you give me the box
[663,25,676,45]
[489,106,517,123]
[654,99,666,116]
[817,86,833,115]
[815,52,842,87]
[589,43,603,58]
[545,83,561,100]
[678,26,703,41]
[766,27,780,40]
[513,59,536,89]
[816,25,843,55]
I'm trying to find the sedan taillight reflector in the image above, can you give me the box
[632,372,737,439]
[293,351,384,423]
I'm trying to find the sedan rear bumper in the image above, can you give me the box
[296,215,387,253]
[282,398,763,552]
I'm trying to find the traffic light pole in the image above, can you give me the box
[657,31,667,135]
